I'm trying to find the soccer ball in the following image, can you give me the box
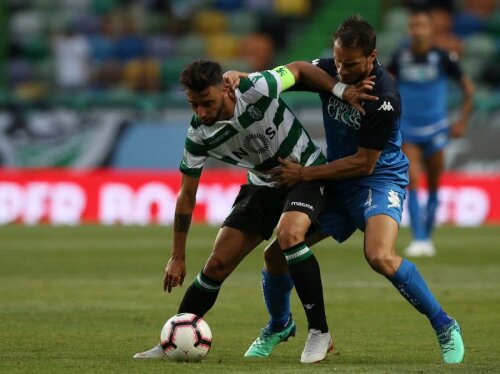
[160,313,212,362]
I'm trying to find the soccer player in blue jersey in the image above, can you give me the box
[226,15,465,364]
[388,7,474,257]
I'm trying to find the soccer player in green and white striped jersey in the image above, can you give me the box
[133,59,376,362]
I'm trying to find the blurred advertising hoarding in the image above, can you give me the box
[0,169,499,226]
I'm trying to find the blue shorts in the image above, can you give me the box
[401,118,449,157]
[319,182,406,243]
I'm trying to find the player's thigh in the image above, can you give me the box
[364,214,399,258]
[424,149,445,191]
[319,184,357,243]
[204,226,263,279]
[402,142,423,189]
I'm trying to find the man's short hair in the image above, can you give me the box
[179,60,223,92]
[333,15,376,56]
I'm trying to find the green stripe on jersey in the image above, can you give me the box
[185,138,208,157]
[238,78,254,94]
[273,100,286,128]
[261,71,278,98]
[203,124,238,149]
[179,161,202,177]
[220,155,240,166]
[238,96,273,128]
[299,140,317,166]
[254,119,305,172]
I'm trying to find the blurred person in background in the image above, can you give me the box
[53,24,91,90]
[388,7,474,257]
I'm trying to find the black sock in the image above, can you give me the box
[178,272,222,317]
[283,242,328,333]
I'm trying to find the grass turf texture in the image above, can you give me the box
[1,225,499,373]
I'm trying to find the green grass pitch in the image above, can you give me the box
[1,225,499,373]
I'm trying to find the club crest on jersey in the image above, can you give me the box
[243,133,270,154]
[387,190,401,208]
[246,104,264,121]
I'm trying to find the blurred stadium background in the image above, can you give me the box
[1,0,500,227]
[1,1,500,372]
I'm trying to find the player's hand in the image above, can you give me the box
[268,157,303,188]
[343,76,378,115]
[164,257,186,293]
[450,119,467,138]
[223,70,248,101]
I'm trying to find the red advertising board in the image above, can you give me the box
[0,169,499,226]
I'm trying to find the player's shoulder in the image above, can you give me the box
[311,57,336,75]
[368,62,400,113]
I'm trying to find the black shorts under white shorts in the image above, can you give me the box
[222,181,325,240]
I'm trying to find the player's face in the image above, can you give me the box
[409,13,433,45]
[186,85,224,126]
[333,40,376,84]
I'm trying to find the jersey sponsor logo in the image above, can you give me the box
[378,101,394,112]
[290,201,314,211]
[246,104,264,121]
[387,190,401,208]
[243,133,270,154]
[327,97,361,130]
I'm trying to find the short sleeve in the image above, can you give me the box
[442,50,463,81]
[179,125,208,178]
[359,94,400,150]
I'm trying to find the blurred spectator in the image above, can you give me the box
[239,33,275,71]
[53,26,91,89]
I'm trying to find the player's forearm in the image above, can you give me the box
[171,194,196,259]
[302,156,375,181]
[286,61,337,93]
[459,77,474,122]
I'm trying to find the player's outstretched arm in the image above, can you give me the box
[285,61,378,114]
[164,174,200,293]
[451,75,474,138]
[270,147,381,187]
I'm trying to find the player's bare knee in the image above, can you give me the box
[276,226,306,250]
[365,251,397,276]
[204,254,232,281]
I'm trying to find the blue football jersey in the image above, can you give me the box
[311,58,408,187]
[388,47,462,127]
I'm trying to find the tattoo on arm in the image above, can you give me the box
[174,214,192,232]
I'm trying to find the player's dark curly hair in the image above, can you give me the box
[333,15,376,56]
[179,60,223,92]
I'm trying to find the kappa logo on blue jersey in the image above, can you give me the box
[387,190,401,208]
[378,101,394,112]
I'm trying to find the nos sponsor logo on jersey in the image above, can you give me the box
[247,104,264,121]
[243,133,270,154]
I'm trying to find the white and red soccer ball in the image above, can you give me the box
[160,313,212,362]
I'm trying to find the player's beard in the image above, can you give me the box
[202,97,224,126]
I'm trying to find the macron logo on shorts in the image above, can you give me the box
[291,201,314,211]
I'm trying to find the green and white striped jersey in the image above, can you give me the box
[179,69,326,187]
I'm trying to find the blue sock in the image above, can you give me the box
[389,259,452,330]
[262,270,294,332]
[424,190,439,239]
[408,189,426,240]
